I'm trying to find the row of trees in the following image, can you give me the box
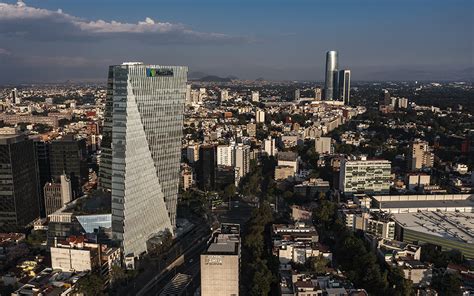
[241,202,279,296]
[239,157,278,202]
[313,200,413,295]
[239,156,281,295]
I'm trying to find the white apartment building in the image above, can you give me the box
[186,144,199,164]
[408,140,434,171]
[217,145,233,167]
[251,90,259,102]
[339,156,391,194]
[220,89,229,102]
[234,144,250,180]
[256,109,265,123]
[264,137,277,157]
[314,137,332,154]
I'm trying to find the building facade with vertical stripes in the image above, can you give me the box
[99,63,187,256]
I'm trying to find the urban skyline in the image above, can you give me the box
[0,0,473,83]
[0,1,473,295]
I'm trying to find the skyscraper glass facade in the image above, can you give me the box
[100,63,187,256]
[324,51,338,100]
[339,69,351,104]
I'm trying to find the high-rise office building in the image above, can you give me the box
[50,135,87,197]
[99,63,187,256]
[398,97,408,109]
[201,224,240,296]
[220,89,229,103]
[408,140,434,171]
[186,144,200,164]
[0,131,40,231]
[294,89,300,102]
[324,51,338,100]
[339,156,391,194]
[256,109,265,123]
[185,84,192,106]
[338,69,351,104]
[382,89,391,106]
[197,145,216,190]
[314,87,322,101]
[264,137,277,157]
[234,144,250,181]
[217,145,233,167]
[44,174,73,216]
[11,88,21,105]
[31,136,51,217]
[251,91,259,102]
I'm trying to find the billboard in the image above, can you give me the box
[146,68,173,77]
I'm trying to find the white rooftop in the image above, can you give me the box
[393,211,474,244]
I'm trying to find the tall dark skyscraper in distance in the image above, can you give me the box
[31,136,51,217]
[50,135,87,198]
[339,69,351,104]
[197,145,216,191]
[0,132,40,232]
[324,50,338,100]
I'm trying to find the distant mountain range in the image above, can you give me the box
[188,71,239,82]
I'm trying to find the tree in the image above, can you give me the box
[26,230,47,247]
[110,265,127,286]
[250,259,272,296]
[431,273,462,296]
[313,200,337,229]
[421,244,464,268]
[306,255,330,274]
[241,201,276,296]
[75,273,105,296]
[387,267,413,296]
[223,184,236,200]
[0,284,15,296]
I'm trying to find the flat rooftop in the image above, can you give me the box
[206,241,238,255]
[373,194,473,202]
[0,133,25,144]
[204,224,241,256]
[393,211,474,244]
[378,199,474,209]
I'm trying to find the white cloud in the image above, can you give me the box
[0,1,243,43]
[0,48,10,55]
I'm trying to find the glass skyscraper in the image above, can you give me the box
[339,69,351,104]
[324,50,338,100]
[0,133,40,232]
[100,62,187,256]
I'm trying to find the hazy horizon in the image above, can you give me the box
[0,0,472,83]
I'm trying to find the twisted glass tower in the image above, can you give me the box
[100,63,187,256]
[324,51,338,100]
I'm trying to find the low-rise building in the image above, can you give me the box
[291,205,312,223]
[294,178,330,199]
[275,165,295,181]
[406,174,431,191]
[369,194,474,214]
[393,211,474,259]
[278,152,299,173]
[340,210,395,240]
[12,268,86,296]
[51,235,121,286]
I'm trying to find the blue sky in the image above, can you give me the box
[0,0,472,83]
